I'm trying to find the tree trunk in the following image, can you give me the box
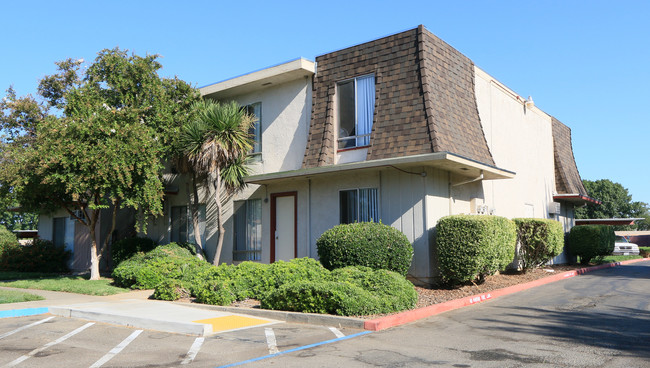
[212,168,225,266]
[188,171,204,260]
[89,209,101,280]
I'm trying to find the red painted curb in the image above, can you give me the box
[364,257,649,331]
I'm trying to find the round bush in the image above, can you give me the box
[316,222,413,276]
[568,225,614,264]
[111,237,158,268]
[436,215,516,286]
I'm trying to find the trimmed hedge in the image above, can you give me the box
[436,215,516,286]
[111,237,158,268]
[316,222,413,276]
[513,218,564,271]
[568,225,615,264]
[0,239,70,273]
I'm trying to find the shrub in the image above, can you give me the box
[568,225,615,264]
[153,279,190,301]
[0,226,18,256]
[110,237,157,268]
[513,218,564,271]
[112,243,209,289]
[317,222,413,276]
[193,279,236,305]
[260,266,417,316]
[0,239,70,273]
[436,215,517,286]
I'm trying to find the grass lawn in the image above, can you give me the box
[0,289,45,304]
[0,275,129,296]
[0,271,65,281]
[593,254,643,264]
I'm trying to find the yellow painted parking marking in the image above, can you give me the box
[193,315,273,333]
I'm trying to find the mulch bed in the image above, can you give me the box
[414,264,583,309]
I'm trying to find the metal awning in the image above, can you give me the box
[245,152,515,185]
[553,194,601,206]
[576,218,644,226]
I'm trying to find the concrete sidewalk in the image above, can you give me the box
[0,287,364,336]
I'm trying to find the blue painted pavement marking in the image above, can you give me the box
[0,308,49,319]
[217,330,372,368]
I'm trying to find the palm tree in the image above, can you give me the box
[179,100,253,265]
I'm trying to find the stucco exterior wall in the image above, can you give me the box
[474,67,556,220]
[225,77,312,175]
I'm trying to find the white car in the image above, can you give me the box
[613,236,640,255]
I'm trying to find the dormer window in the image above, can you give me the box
[337,75,375,149]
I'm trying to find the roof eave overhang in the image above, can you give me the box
[200,58,315,100]
[553,194,601,205]
[245,152,515,185]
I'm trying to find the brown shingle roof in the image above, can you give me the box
[302,25,494,168]
[551,117,588,195]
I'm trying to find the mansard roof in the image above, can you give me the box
[303,25,495,169]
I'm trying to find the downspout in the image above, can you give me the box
[308,178,312,258]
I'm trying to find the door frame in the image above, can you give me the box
[270,191,297,263]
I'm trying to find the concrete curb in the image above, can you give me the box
[364,258,649,331]
[180,303,367,329]
[49,306,212,336]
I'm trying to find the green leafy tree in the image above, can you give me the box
[576,179,649,230]
[0,49,199,279]
[179,100,252,266]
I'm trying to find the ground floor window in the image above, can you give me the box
[52,217,66,247]
[170,205,206,244]
[233,199,262,261]
[339,188,379,224]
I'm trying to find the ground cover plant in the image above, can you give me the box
[0,289,44,304]
[0,272,64,280]
[115,243,417,316]
[1,275,128,296]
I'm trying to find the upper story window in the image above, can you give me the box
[244,102,262,158]
[337,75,375,150]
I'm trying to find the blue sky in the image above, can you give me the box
[2,1,649,205]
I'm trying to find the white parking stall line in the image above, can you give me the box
[264,328,279,355]
[328,327,345,339]
[0,316,55,340]
[180,337,205,365]
[2,322,94,368]
[89,329,143,368]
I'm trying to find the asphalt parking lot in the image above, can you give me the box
[0,314,367,367]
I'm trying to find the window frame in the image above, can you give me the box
[169,204,206,245]
[338,187,380,224]
[336,74,375,151]
[233,198,262,262]
[244,102,262,160]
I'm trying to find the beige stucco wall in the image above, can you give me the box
[474,67,557,220]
